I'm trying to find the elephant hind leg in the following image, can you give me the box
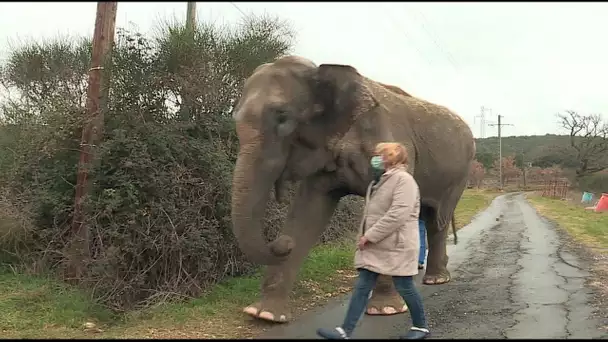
[423,221,451,285]
[422,180,466,285]
[366,274,408,316]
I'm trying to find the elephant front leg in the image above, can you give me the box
[366,274,408,315]
[423,222,451,285]
[243,182,340,323]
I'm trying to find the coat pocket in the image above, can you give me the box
[394,229,406,249]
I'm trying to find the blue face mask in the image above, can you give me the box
[370,155,384,170]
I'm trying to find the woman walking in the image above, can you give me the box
[316,142,430,340]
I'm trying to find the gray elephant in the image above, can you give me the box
[230,56,475,323]
[376,83,459,246]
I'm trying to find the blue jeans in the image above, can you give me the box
[342,268,428,335]
[419,219,427,265]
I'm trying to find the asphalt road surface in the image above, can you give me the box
[260,193,608,339]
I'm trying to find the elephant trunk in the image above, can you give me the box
[231,143,294,265]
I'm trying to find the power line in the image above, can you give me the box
[410,5,460,69]
[228,2,247,18]
[379,3,434,70]
[409,6,459,71]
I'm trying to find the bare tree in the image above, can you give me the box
[468,159,485,188]
[557,110,608,177]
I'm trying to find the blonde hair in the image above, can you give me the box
[374,142,408,168]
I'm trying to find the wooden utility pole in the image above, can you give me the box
[68,1,118,279]
[488,114,513,190]
[521,150,527,188]
[186,2,197,32]
[180,2,197,121]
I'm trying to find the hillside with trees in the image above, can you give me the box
[475,134,577,169]
[473,128,608,193]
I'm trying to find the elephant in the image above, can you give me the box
[378,82,413,97]
[378,82,460,246]
[230,55,475,323]
[372,83,461,247]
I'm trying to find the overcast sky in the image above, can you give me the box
[1,2,607,138]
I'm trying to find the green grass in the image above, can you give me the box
[454,189,501,229]
[0,238,356,339]
[0,190,497,339]
[0,267,115,337]
[128,238,357,326]
[527,194,608,250]
[297,239,355,284]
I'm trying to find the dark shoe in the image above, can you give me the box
[400,327,430,339]
[418,263,424,270]
[317,327,350,339]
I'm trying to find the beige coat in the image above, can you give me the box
[354,166,421,276]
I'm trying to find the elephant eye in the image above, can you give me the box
[273,109,296,137]
[275,109,289,124]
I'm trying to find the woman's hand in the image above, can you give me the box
[357,236,369,250]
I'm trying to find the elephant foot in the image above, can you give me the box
[366,304,408,315]
[422,269,451,285]
[366,290,408,316]
[243,301,291,324]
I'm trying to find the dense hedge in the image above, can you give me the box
[577,173,608,195]
[0,16,363,310]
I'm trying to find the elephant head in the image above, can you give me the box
[230,56,378,265]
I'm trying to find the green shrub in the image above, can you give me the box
[0,16,362,311]
[578,173,608,195]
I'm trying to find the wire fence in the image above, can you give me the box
[540,178,571,199]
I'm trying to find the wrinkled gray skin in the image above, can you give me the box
[231,56,475,323]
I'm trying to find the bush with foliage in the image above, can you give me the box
[0,15,363,311]
[577,173,608,194]
[491,156,521,186]
[468,160,485,188]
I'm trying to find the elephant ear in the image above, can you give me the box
[307,64,379,139]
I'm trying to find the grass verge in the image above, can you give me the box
[526,194,608,250]
[0,189,497,338]
[453,188,501,230]
[0,238,358,339]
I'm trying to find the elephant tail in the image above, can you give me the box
[451,214,458,245]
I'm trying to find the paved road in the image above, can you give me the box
[260,193,608,339]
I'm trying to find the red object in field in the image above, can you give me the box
[595,193,608,212]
